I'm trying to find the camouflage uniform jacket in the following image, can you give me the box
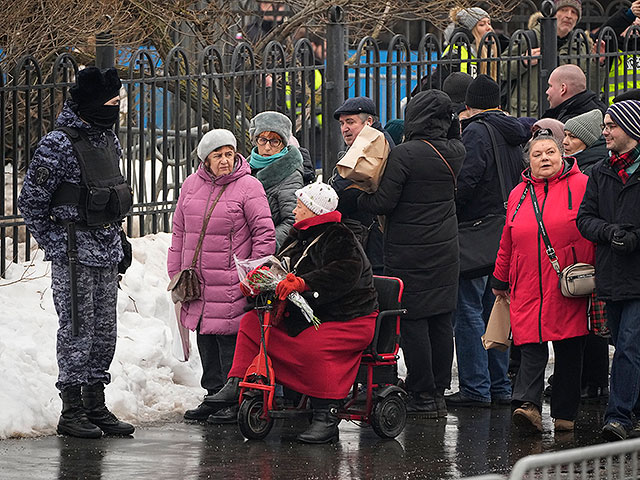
[18,102,124,267]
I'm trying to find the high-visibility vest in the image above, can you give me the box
[285,69,323,127]
[442,44,477,78]
[605,53,640,104]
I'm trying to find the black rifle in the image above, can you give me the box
[65,221,80,336]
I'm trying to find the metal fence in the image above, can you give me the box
[464,437,640,479]
[1,0,639,275]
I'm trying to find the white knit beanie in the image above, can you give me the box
[197,129,237,161]
[295,182,339,215]
[564,109,603,148]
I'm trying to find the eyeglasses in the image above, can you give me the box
[600,123,619,133]
[256,136,282,148]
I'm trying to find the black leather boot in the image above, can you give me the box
[207,404,239,424]
[435,392,447,418]
[204,377,241,406]
[83,383,135,436]
[184,401,220,421]
[57,386,102,439]
[405,392,438,419]
[297,399,340,444]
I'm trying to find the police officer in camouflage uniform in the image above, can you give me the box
[18,67,135,439]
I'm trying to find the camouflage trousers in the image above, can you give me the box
[51,261,118,391]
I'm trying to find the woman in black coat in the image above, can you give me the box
[206,182,378,444]
[358,89,466,417]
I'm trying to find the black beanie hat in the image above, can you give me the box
[443,72,474,104]
[465,74,501,109]
[613,89,640,103]
[69,67,121,108]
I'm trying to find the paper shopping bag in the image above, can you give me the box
[336,125,390,193]
[482,295,512,351]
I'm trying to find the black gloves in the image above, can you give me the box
[611,229,638,254]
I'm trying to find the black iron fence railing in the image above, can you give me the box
[1,1,639,276]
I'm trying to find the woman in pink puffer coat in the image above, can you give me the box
[168,129,275,421]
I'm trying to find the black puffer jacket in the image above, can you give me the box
[358,90,466,316]
[457,110,529,222]
[541,89,607,123]
[278,218,378,336]
[577,158,640,301]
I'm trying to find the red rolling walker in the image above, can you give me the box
[236,276,408,441]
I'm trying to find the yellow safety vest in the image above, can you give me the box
[442,44,477,77]
[606,53,640,104]
[285,69,323,127]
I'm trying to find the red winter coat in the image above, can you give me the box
[493,159,594,345]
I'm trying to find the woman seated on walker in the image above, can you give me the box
[206,182,378,444]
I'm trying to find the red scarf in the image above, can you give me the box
[293,211,342,230]
[609,146,640,184]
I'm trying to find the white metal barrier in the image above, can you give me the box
[463,438,640,480]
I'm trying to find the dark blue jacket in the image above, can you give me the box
[457,110,529,223]
[18,102,124,267]
[577,157,640,301]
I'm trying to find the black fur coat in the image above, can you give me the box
[277,218,378,336]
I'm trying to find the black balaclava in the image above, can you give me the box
[69,67,121,129]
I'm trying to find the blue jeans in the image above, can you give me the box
[604,299,640,430]
[453,276,511,402]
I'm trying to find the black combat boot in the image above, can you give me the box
[57,386,103,439]
[297,398,341,444]
[83,383,135,435]
[204,377,241,406]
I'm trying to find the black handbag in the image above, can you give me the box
[458,121,508,278]
[458,213,506,278]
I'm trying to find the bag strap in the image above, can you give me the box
[477,120,508,206]
[528,184,562,276]
[277,232,325,273]
[190,185,228,269]
[293,233,325,272]
[421,139,457,192]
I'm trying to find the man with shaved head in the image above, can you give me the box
[542,64,607,122]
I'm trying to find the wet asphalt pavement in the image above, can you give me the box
[0,400,610,480]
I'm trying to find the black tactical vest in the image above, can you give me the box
[51,127,133,228]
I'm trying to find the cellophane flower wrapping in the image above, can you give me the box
[234,255,320,328]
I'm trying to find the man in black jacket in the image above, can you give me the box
[445,75,529,409]
[329,96,395,274]
[577,99,640,441]
[542,64,607,122]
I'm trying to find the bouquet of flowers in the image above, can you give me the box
[235,255,320,329]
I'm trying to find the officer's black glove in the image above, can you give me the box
[611,229,638,254]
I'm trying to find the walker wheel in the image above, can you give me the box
[371,393,406,439]
[238,395,273,440]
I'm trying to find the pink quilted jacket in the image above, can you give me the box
[167,155,275,334]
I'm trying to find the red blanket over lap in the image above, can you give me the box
[229,310,377,399]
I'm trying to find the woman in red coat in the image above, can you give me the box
[491,132,595,434]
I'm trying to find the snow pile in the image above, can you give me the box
[0,233,204,439]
